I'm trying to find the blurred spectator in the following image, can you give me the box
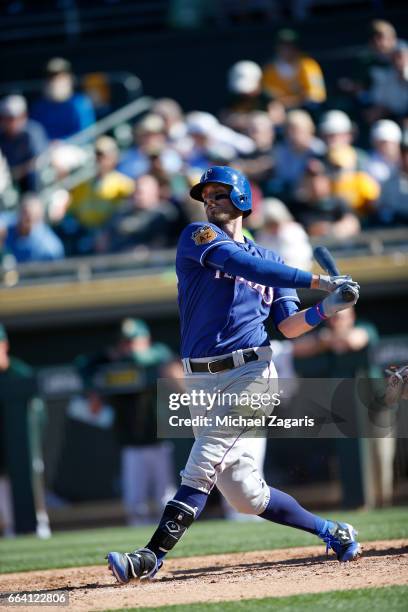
[77,318,177,525]
[219,60,270,131]
[106,174,181,252]
[328,145,380,219]
[238,111,275,192]
[368,41,408,123]
[31,58,95,140]
[0,95,48,192]
[290,158,360,238]
[318,110,368,168]
[184,113,215,172]
[81,72,112,119]
[118,113,168,179]
[185,111,254,173]
[376,134,408,225]
[262,29,326,111]
[152,98,186,143]
[366,120,402,185]
[0,150,16,211]
[273,109,324,197]
[295,308,377,361]
[49,143,88,182]
[150,100,190,183]
[340,21,398,106]
[319,110,353,148]
[62,136,134,255]
[256,198,312,269]
[147,150,185,200]
[3,193,64,263]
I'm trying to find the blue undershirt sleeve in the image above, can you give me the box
[206,245,312,289]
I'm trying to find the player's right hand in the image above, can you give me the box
[317,274,359,293]
[320,283,360,317]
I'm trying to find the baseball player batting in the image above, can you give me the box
[107,166,361,583]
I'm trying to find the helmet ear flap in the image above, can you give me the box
[230,185,251,215]
[229,185,241,209]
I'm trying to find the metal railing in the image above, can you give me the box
[38,95,153,203]
[0,93,153,211]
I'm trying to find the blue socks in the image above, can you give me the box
[259,486,329,536]
[173,485,208,518]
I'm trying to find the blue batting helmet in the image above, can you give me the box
[190,166,252,217]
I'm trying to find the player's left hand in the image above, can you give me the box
[317,274,359,293]
[320,283,360,317]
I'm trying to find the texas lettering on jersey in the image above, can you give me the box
[214,269,274,306]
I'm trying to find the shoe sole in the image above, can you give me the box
[339,542,362,562]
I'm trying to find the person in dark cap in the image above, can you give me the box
[262,29,326,111]
[76,318,181,525]
[31,57,95,140]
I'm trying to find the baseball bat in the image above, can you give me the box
[313,246,356,302]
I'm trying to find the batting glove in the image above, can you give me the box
[317,274,359,293]
[320,283,360,317]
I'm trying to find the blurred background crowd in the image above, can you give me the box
[0,15,407,263]
[0,0,407,537]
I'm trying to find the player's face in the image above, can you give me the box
[202,183,241,223]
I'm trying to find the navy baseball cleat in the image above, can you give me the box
[107,548,160,584]
[319,521,362,562]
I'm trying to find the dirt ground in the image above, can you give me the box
[0,540,407,611]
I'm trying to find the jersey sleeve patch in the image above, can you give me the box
[177,222,234,268]
[191,225,217,246]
